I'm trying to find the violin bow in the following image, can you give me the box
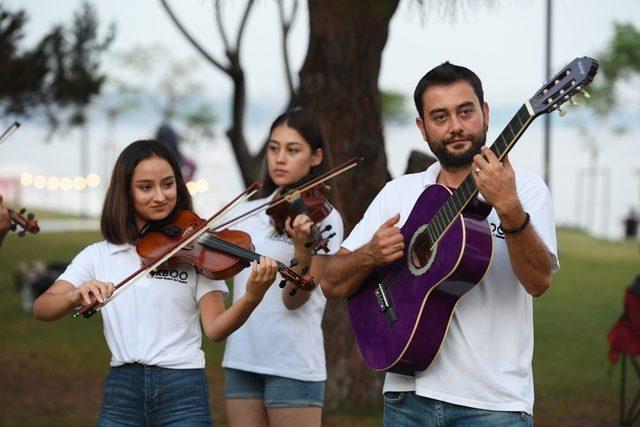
[75,182,261,319]
[0,121,20,146]
[214,156,363,230]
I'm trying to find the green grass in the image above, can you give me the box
[533,229,639,425]
[13,207,86,220]
[0,228,637,425]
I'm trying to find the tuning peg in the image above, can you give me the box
[289,258,298,268]
[18,230,25,237]
[301,266,309,275]
[279,279,287,289]
[322,224,332,232]
[27,213,35,220]
[289,287,298,297]
[580,88,591,99]
[558,107,567,117]
[10,224,16,231]
[19,208,26,214]
[569,97,579,106]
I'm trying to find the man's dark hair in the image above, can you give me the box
[413,61,485,119]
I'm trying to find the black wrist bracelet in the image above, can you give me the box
[502,212,530,234]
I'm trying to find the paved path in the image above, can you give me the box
[37,219,100,233]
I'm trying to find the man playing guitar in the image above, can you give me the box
[322,62,559,425]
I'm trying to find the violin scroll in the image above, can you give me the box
[0,195,40,237]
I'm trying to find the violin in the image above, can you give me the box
[266,179,335,255]
[0,195,39,237]
[215,157,363,256]
[76,183,263,319]
[136,210,315,295]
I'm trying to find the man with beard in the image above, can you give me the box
[322,62,558,425]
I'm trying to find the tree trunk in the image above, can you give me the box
[298,0,400,408]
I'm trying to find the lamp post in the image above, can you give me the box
[543,0,553,191]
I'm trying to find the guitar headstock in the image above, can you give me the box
[529,56,599,117]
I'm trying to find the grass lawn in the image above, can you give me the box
[0,228,637,426]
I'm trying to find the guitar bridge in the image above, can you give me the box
[375,283,396,326]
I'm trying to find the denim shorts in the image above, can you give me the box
[97,364,211,426]
[224,368,324,408]
[383,391,533,427]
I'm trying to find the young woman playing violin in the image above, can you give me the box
[33,140,279,426]
[222,109,344,427]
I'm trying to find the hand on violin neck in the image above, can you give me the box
[0,206,10,235]
[244,256,278,304]
[285,213,316,252]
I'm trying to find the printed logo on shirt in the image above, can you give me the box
[490,222,505,240]
[148,268,189,284]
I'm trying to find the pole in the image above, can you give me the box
[543,0,553,191]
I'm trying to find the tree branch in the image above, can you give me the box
[235,0,255,53]
[214,0,231,53]
[277,0,298,106]
[159,0,230,74]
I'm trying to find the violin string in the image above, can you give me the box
[199,234,302,285]
[199,234,259,262]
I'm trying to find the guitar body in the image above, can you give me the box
[347,184,494,375]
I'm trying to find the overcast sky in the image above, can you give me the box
[7,0,640,113]
[2,0,639,238]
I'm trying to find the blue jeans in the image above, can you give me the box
[383,391,533,427]
[224,368,325,408]
[97,364,212,426]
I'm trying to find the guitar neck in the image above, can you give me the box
[424,103,536,247]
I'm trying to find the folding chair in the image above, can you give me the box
[608,276,640,426]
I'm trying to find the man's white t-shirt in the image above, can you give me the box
[58,241,227,369]
[341,163,559,414]
[222,194,344,381]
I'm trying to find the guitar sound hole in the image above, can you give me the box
[411,247,433,269]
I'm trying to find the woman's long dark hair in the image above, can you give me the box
[100,139,192,244]
[258,108,331,198]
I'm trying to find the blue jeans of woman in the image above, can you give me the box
[97,363,212,426]
[224,367,324,408]
[383,391,533,427]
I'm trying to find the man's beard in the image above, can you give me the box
[427,124,488,170]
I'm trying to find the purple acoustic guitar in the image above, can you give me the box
[347,57,599,376]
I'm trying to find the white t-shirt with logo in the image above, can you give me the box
[58,241,227,369]
[341,163,559,415]
[222,193,344,381]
